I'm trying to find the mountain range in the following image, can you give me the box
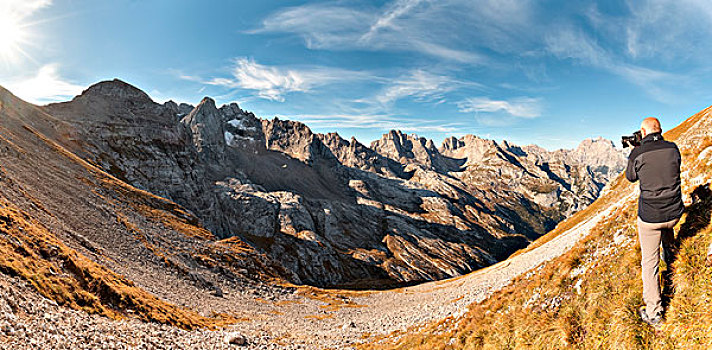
[32,79,625,288]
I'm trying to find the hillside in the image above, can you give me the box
[0,84,295,339]
[362,106,712,348]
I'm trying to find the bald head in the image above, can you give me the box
[641,117,662,137]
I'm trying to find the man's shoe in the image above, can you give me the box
[638,306,663,326]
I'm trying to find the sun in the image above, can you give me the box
[0,11,29,64]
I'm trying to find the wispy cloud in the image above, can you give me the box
[282,113,462,134]
[250,0,710,104]
[250,1,490,64]
[612,0,712,61]
[188,58,373,102]
[3,64,83,104]
[544,26,685,103]
[457,97,542,119]
[247,4,370,49]
[359,0,427,43]
[375,70,464,105]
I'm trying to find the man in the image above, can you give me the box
[625,117,684,326]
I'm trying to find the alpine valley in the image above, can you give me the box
[0,80,630,348]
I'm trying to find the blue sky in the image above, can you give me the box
[2,0,712,149]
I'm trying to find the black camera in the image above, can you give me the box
[621,130,642,148]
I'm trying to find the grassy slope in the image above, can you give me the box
[0,131,254,329]
[363,108,712,349]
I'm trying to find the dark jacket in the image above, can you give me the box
[625,132,684,223]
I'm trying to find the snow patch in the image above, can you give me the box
[227,119,244,128]
[226,118,257,131]
[224,130,256,147]
[224,131,234,146]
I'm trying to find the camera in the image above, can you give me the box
[621,130,642,148]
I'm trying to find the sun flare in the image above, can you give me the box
[0,11,28,63]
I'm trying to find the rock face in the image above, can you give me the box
[40,79,626,288]
[438,135,626,223]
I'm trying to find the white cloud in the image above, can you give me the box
[359,0,427,43]
[249,5,370,49]
[376,70,458,105]
[617,0,712,61]
[3,64,83,104]
[458,97,542,118]
[544,26,686,103]
[544,27,611,68]
[251,0,710,104]
[198,58,372,102]
[413,41,486,64]
[284,113,461,133]
[250,1,494,64]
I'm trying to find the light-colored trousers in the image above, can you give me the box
[637,216,678,319]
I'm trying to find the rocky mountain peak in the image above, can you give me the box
[563,136,625,169]
[163,100,194,117]
[180,97,225,155]
[78,79,153,104]
[440,134,499,164]
[219,102,244,118]
[261,117,334,163]
[317,131,404,177]
[181,97,218,126]
[440,136,462,151]
[371,129,446,169]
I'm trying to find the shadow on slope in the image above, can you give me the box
[662,184,712,311]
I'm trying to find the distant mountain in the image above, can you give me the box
[32,79,625,288]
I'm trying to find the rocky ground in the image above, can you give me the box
[0,189,632,349]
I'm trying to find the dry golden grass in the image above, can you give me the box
[0,200,237,330]
[304,314,334,320]
[663,106,712,141]
[291,286,370,312]
[115,212,176,267]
